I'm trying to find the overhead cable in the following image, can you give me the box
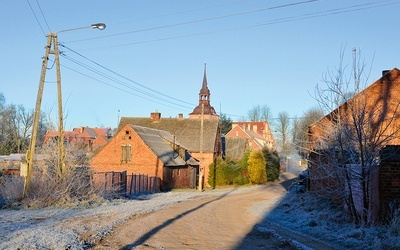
[66,0,318,43]
[60,44,196,107]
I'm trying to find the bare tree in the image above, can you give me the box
[0,95,38,155]
[261,105,272,123]
[293,108,324,158]
[247,105,261,122]
[309,48,400,225]
[247,105,272,123]
[275,111,291,156]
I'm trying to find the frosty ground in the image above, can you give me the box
[0,173,399,249]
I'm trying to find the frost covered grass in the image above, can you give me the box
[265,190,400,250]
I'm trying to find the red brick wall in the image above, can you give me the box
[309,70,400,151]
[190,152,214,187]
[379,162,400,218]
[91,125,164,179]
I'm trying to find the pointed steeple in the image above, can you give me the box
[189,64,218,119]
[199,63,210,104]
[200,63,210,96]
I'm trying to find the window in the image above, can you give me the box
[121,144,132,163]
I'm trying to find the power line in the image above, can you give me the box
[65,0,318,44]
[34,0,51,33]
[61,54,194,110]
[71,0,400,52]
[26,0,46,36]
[59,59,194,113]
[110,0,252,25]
[60,44,197,107]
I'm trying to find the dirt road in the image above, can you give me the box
[93,174,334,250]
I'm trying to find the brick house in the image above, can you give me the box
[91,124,199,190]
[225,121,275,152]
[118,112,221,187]
[94,64,222,187]
[44,126,112,151]
[308,68,400,221]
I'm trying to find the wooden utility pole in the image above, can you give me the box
[23,23,106,197]
[198,103,204,191]
[24,33,65,197]
[54,34,66,180]
[24,35,53,197]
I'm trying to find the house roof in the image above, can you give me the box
[128,125,197,167]
[309,67,400,130]
[225,137,248,159]
[226,126,265,149]
[119,117,219,152]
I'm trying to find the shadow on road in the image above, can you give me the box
[121,188,237,250]
[234,172,338,250]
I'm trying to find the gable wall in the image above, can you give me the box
[91,125,164,179]
[226,126,262,151]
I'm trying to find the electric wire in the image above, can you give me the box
[111,0,252,25]
[35,0,51,33]
[60,44,197,107]
[70,0,400,52]
[66,0,318,44]
[26,0,46,36]
[61,54,195,111]
[59,59,194,113]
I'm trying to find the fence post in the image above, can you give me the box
[121,170,127,196]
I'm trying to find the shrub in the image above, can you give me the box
[208,158,244,186]
[263,147,280,181]
[0,175,25,204]
[247,150,267,184]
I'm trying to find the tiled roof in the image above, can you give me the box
[129,125,197,167]
[119,117,219,152]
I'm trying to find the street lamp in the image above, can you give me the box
[23,23,106,197]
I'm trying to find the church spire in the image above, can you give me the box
[201,63,209,94]
[189,64,218,119]
[199,63,210,103]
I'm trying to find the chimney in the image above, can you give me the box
[382,70,391,77]
[150,112,161,122]
[178,113,183,119]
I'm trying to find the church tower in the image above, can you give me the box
[189,64,219,119]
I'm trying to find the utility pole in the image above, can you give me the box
[54,34,66,181]
[198,103,204,191]
[23,23,106,197]
[24,35,52,197]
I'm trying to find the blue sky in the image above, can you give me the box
[1,0,399,129]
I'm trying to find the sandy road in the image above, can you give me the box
[93,179,298,250]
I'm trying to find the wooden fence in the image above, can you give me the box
[91,171,161,196]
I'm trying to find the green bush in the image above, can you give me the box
[208,150,252,187]
[209,158,241,186]
[263,147,280,181]
[247,150,267,184]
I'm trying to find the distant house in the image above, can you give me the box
[225,121,275,154]
[0,154,25,175]
[91,124,199,190]
[102,65,222,187]
[43,126,112,151]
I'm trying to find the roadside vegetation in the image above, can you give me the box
[208,147,280,187]
[0,140,115,208]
